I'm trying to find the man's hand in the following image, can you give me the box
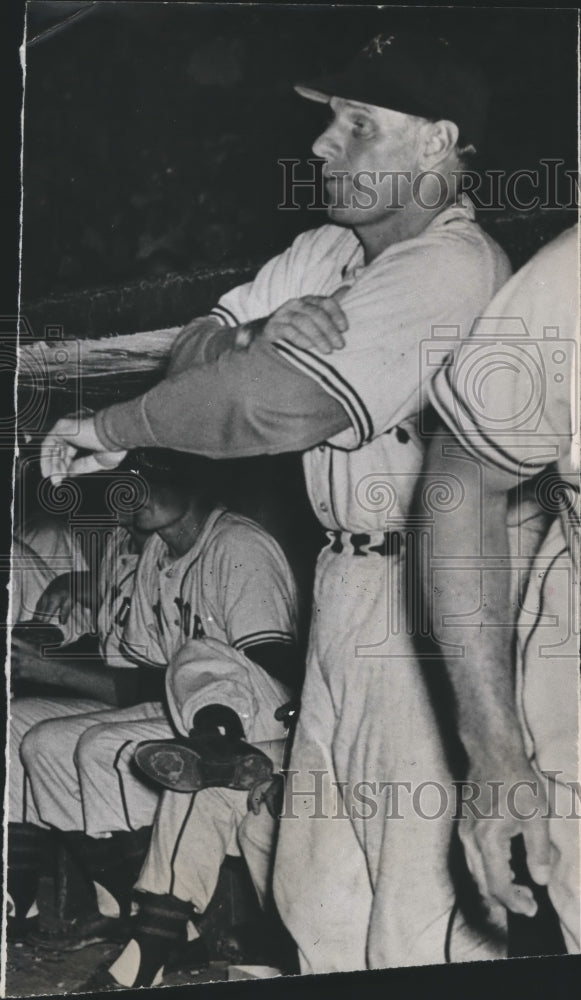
[40,415,127,484]
[459,759,552,927]
[247,774,284,818]
[34,572,93,627]
[261,288,349,355]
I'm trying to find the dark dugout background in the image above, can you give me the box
[3,3,581,1000]
[22,2,578,304]
[17,0,579,572]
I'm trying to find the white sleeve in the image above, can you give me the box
[203,524,297,651]
[165,637,287,740]
[210,226,347,326]
[272,231,508,449]
[430,228,578,480]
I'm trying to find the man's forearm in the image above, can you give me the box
[93,337,349,458]
[167,316,267,376]
[36,654,121,705]
[420,435,529,767]
[166,316,233,375]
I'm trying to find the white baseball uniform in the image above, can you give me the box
[205,198,511,970]
[81,197,512,969]
[109,737,287,985]
[22,508,297,839]
[10,526,141,828]
[11,515,92,641]
[109,550,298,982]
[429,225,580,952]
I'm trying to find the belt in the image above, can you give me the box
[325,530,403,557]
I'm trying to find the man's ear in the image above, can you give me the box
[420,119,460,168]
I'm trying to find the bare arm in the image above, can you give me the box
[421,436,522,758]
[11,634,136,706]
[418,431,552,921]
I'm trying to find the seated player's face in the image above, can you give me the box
[311,97,423,228]
[134,479,191,533]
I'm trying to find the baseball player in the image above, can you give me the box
[19,447,298,950]
[420,225,580,953]
[8,511,149,940]
[11,513,93,641]
[40,32,513,971]
[82,731,289,989]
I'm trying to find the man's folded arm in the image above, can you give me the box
[166,316,236,375]
[94,338,350,458]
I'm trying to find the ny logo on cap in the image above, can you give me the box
[364,34,395,57]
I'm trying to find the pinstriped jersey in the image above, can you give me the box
[211,198,511,534]
[122,506,297,668]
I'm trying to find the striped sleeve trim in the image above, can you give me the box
[233,630,295,652]
[210,304,239,327]
[429,364,551,478]
[274,340,374,447]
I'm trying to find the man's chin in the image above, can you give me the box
[325,205,359,227]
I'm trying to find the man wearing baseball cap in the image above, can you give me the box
[40,31,511,972]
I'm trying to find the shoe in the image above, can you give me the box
[78,965,127,993]
[134,732,273,793]
[28,913,133,953]
[165,936,210,974]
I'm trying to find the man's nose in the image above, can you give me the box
[312,123,342,161]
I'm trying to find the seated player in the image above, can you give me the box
[18,447,299,953]
[8,502,151,940]
[84,659,294,989]
[11,511,94,642]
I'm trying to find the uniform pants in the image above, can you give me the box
[516,519,580,952]
[20,702,174,836]
[273,544,504,972]
[135,740,285,912]
[9,698,106,827]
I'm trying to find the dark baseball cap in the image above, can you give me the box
[295,32,489,148]
[121,448,210,487]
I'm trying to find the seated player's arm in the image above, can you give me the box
[11,634,124,706]
[243,640,302,691]
[34,571,99,629]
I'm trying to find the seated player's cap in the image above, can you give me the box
[295,31,489,148]
[120,448,209,487]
